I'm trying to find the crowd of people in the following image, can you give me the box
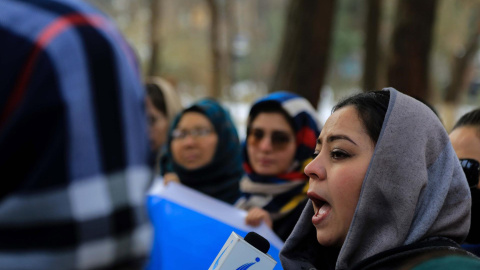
[2,0,480,269]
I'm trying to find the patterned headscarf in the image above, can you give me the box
[240,91,321,217]
[163,98,243,204]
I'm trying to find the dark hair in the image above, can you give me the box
[452,108,480,131]
[176,99,219,134]
[146,83,167,115]
[183,105,205,115]
[176,106,211,127]
[332,90,390,144]
[247,100,296,132]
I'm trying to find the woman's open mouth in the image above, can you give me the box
[307,191,331,225]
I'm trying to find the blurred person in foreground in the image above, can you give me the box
[235,91,321,241]
[449,108,480,256]
[160,98,243,204]
[144,77,183,177]
[0,0,152,269]
[280,88,477,269]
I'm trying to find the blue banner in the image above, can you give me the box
[146,181,284,270]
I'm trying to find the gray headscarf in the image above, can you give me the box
[280,88,471,269]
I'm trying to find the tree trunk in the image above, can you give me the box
[270,0,337,109]
[363,0,382,92]
[207,0,222,98]
[148,0,162,76]
[387,0,437,100]
[444,15,480,103]
[225,0,236,97]
[442,7,480,131]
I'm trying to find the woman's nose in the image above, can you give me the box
[258,135,273,151]
[304,155,326,181]
[181,133,197,146]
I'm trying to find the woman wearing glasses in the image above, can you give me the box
[280,88,478,269]
[235,92,322,241]
[450,108,480,256]
[161,98,243,204]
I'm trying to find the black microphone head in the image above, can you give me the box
[244,232,270,254]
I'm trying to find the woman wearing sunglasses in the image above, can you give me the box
[450,108,480,256]
[161,98,243,204]
[280,88,478,269]
[235,92,321,241]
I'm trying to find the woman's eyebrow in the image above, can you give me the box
[317,135,357,146]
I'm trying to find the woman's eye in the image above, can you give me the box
[311,152,319,159]
[330,150,350,160]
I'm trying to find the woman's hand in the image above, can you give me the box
[245,207,273,228]
[163,172,180,186]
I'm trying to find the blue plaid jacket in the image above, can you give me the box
[0,0,152,269]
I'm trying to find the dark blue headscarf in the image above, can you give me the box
[163,98,243,204]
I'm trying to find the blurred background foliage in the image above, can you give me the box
[86,0,480,130]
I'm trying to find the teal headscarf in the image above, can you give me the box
[162,98,243,204]
[411,255,480,270]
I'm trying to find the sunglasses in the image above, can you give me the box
[247,128,293,150]
[460,158,480,188]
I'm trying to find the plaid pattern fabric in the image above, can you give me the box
[0,0,152,269]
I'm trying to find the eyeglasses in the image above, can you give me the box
[247,128,293,151]
[460,158,480,188]
[171,127,214,140]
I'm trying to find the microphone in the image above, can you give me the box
[244,231,270,254]
[208,231,277,270]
